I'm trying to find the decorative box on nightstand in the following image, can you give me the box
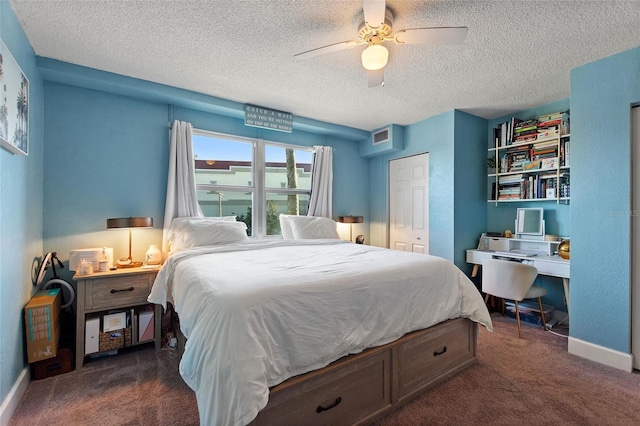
[73,267,162,370]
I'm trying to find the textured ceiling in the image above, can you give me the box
[9,0,640,131]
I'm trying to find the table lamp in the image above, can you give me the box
[107,217,153,268]
[338,215,363,242]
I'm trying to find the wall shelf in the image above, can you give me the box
[488,112,570,205]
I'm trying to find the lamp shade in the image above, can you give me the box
[339,215,363,224]
[361,44,388,71]
[107,217,153,229]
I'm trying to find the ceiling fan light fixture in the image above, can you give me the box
[361,44,388,71]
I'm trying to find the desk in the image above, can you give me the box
[466,249,570,312]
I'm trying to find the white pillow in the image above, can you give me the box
[288,216,340,239]
[279,214,295,239]
[167,216,236,242]
[169,219,247,252]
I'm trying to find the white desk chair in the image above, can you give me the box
[482,259,548,338]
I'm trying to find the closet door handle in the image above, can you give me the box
[111,287,134,294]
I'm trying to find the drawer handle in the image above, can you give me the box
[433,346,447,357]
[110,287,135,294]
[316,396,342,413]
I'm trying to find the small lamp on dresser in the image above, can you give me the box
[107,217,153,268]
[338,215,363,242]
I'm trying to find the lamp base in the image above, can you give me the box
[116,261,143,269]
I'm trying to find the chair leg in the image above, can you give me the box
[537,297,548,331]
[515,301,522,338]
[484,293,490,305]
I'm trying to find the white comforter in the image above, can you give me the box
[148,239,492,426]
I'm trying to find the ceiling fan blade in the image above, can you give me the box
[363,0,386,28]
[395,27,468,45]
[294,40,358,61]
[368,69,385,88]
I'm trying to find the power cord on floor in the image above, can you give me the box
[546,328,568,338]
[546,314,570,338]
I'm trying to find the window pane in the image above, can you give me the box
[197,190,254,236]
[193,134,253,187]
[264,145,312,190]
[265,193,309,236]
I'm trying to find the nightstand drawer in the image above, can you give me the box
[84,274,153,310]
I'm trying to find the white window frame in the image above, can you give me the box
[193,128,312,238]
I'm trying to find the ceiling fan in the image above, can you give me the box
[294,0,468,87]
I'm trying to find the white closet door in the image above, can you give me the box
[389,153,429,253]
[632,106,640,370]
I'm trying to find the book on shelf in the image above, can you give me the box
[514,127,537,136]
[537,123,559,132]
[499,178,524,186]
[498,194,521,200]
[514,133,538,144]
[538,111,569,132]
[540,157,558,169]
[563,141,570,166]
[538,111,568,123]
[532,147,556,154]
[515,119,538,130]
[524,160,540,171]
[533,140,558,149]
[508,117,522,145]
[495,117,523,147]
[537,129,559,139]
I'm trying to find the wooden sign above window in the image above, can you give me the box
[244,105,293,133]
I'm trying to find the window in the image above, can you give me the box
[192,130,313,237]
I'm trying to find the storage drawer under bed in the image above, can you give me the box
[396,317,476,402]
[255,349,392,426]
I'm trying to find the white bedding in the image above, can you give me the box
[148,239,492,426]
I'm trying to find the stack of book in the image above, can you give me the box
[536,111,567,141]
[513,119,538,144]
[498,174,524,200]
[532,140,558,164]
[502,145,532,172]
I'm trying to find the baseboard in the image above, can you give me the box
[568,336,634,372]
[0,366,30,426]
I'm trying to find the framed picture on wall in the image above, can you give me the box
[0,39,29,156]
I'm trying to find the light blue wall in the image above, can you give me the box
[453,110,489,273]
[368,110,487,271]
[42,77,370,287]
[369,111,454,255]
[43,83,169,272]
[0,0,44,408]
[570,46,640,353]
[486,99,572,310]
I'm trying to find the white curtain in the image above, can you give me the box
[307,145,333,218]
[162,120,203,258]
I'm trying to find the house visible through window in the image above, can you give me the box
[192,129,313,237]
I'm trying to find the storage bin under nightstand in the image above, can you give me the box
[73,267,161,370]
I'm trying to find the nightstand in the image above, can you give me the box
[73,267,162,370]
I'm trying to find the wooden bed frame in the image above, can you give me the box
[174,315,477,425]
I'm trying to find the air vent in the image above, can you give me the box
[372,127,390,145]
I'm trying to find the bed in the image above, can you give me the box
[148,218,492,425]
